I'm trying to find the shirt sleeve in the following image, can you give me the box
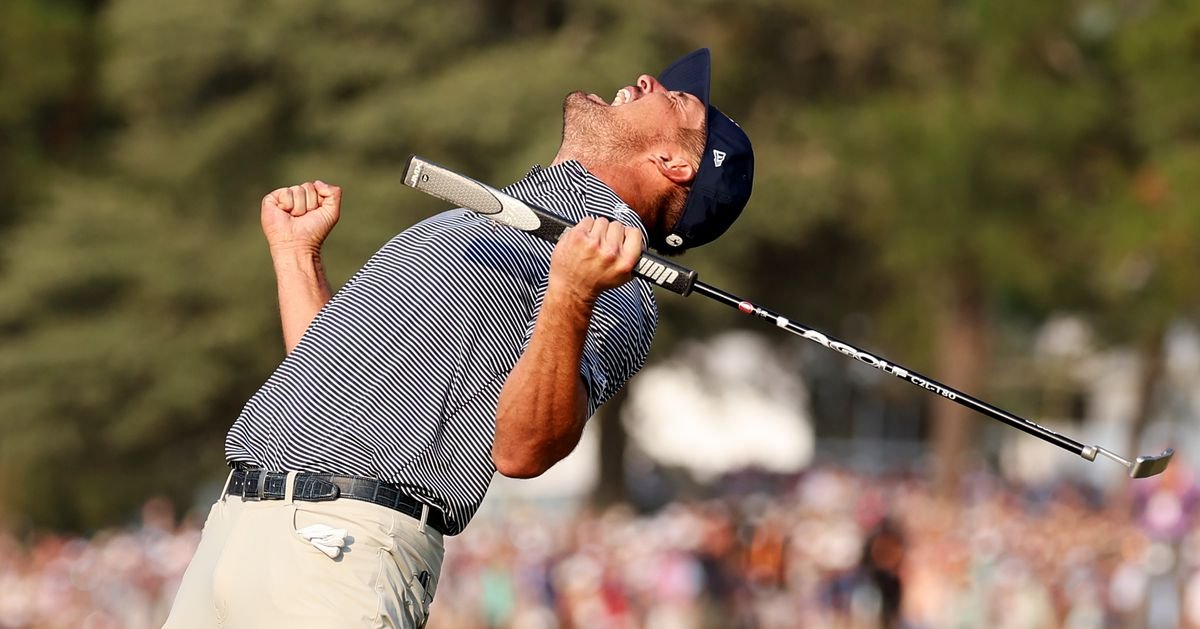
[517,275,658,419]
[512,200,659,418]
[577,279,658,418]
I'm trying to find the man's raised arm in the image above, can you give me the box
[260,181,342,353]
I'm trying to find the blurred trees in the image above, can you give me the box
[1103,1,1200,463]
[0,0,92,232]
[0,0,101,527]
[1,0,1197,529]
[645,0,1200,496]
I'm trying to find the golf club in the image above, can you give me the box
[401,155,1174,479]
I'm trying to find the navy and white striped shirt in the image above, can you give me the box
[225,161,658,534]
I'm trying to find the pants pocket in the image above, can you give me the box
[376,545,437,628]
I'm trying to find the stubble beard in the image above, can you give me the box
[560,91,655,167]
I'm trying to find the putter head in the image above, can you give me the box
[1130,449,1174,478]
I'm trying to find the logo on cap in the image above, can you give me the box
[712,149,726,167]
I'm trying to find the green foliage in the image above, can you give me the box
[1089,0,1200,342]
[0,0,89,234]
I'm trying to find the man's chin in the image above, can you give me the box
[562,91,613,140]
[564,90,603,110]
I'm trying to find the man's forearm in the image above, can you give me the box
[492,281,592,478]
[271,247,333,353]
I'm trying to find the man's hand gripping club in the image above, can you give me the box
[492,217,644,479]
[549,216,645,303]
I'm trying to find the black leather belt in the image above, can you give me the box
[226,464,448,536]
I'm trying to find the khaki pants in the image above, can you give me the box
[164,472,444,629]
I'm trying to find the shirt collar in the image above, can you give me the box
[520,161,649,242]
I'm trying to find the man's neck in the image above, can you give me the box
[550,149,659,228]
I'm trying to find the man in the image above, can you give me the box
[166,48,752,628]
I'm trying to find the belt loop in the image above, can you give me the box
[417,504,429,534]
[283,471,298,505]
[219,468,235,503]
[254,468,268,499]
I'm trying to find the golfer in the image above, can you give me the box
[165,48,753,628]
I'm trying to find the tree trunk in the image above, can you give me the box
[1129,328,1165,461]
[931,272,988,499]
[1112,327,1166,507]
[591,385,630,508]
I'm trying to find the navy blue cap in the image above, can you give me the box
[658,48,754,253]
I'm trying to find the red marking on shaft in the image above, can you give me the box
[738,301,755,314]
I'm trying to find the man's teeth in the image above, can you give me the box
[611,88,631,106]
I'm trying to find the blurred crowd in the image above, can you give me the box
[0,498,198,628]
[1,465,1198,629]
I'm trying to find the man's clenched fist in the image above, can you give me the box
[261,180,342,253]
[549,216,642,303]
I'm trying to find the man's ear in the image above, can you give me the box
[653,149,697,186]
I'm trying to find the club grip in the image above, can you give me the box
[403,156,698,296]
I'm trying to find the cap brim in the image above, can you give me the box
[658,48,711,110]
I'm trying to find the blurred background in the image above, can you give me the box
[2,0,1199,627]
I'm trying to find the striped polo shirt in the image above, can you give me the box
[225,160,658,535]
